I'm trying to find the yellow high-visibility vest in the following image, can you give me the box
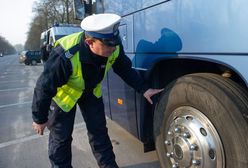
[53,32,120,112]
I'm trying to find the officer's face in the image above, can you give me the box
[85,38,116,57]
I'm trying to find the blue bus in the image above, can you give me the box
[74,0,248,167]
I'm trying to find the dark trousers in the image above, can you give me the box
[47,93,119,168]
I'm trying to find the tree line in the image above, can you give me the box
[24,0,81,50]
[0,36,16,55]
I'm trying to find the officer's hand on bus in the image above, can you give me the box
[32,121,48,135]
[143,88,164,104]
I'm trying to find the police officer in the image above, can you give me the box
[32,13,163,168]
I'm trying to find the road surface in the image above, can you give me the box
[0,54,159,168]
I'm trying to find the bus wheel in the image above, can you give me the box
[153,73,248,168]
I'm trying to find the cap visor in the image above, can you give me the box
[101,36,121,46]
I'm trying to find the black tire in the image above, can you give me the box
[31,59,37,66]
[154,73,248,168]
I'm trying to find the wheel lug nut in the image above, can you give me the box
[174,127,181,133]
[165,140,171,145]
[190,144,198,150]
[192,159,201,165]
[172,163,179,168]
[166,152,174,157]
[183,132,191,138]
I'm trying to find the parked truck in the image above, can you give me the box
[40,23,82,61]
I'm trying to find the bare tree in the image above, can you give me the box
[25,0,78,50]
[0,36,16,54]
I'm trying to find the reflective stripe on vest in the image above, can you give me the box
[53,32,120,112]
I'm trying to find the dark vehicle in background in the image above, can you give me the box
[19,50,41,65]
[19,51,27,63]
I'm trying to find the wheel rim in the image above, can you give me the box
[164,106,225,168]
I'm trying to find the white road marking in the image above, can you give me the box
[0,101,32,109]
[0,123,85,149]
[0,87,30,92]
[0,80,26,84]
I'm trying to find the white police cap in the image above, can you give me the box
[81,13,121,39]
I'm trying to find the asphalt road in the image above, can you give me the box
[0,54,159,168]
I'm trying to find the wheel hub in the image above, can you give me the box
[164,106,225,168]
[173,137,191,166]
[174,143,183,160]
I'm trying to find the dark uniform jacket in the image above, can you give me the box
[32,36,148,124]
[40,45,49,62]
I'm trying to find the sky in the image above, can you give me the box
[0,0,36,45]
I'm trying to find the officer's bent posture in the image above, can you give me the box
[32,13,163,168]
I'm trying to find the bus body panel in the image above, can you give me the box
[99,0,248,83]
[90,0,248,154]
[131,0,248,83]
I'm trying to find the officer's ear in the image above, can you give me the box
[85,38,95,46]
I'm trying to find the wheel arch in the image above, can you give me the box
[147,57,247,89]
